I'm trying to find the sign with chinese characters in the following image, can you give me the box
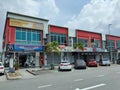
[10,19,44,30]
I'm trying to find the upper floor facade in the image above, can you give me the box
[3,12,49,52]
[2,12,120,53]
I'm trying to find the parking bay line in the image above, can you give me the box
[116,72,120,74]
[38,84,52,88]
[74,79,84,82]
[75,83,106,90]
[97,75,104,77]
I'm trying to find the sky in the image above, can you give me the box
[0,0,120,51]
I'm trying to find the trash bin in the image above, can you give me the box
[50,64,54,70]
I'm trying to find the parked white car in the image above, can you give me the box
[58,61,72,71]
[0,62,5,74]
[100,58,111,66]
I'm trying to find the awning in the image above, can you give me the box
[14,44,44,51]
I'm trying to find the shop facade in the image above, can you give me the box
[106,35,120,63]
[3,12,120,67]
[2,12,49,67]
[46,26,108,65]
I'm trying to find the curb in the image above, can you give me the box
[26,69,38,75]
[6,71,22,80]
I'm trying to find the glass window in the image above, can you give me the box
[50,32,67,45]
[95,40,100,48]
[106,40,115,51]
[16,28,41,45]
[27,31,31,41]
[116,40,120,48]
[37,34,40,41]
[22,31,26,40]
[16,31,21,40]
[78,38,88,47]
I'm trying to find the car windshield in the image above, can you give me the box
[103,59,109,61]
[61,61,69,63]
[76,60,85,64]
[89,59,95,61]
[0,63,2,66]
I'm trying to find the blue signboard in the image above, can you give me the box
[14,44,44,51]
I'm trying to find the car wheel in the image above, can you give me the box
[58,67,61,71]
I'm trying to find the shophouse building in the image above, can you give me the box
[3,12,119,67]
[74,29,108,63]
[106,34,120,63]
[46,26,108,65]
[2,12,49,67]
[46,25,70,65]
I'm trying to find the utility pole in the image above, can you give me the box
[108,24,112,34]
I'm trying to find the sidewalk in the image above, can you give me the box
[5,68,37,80]
[26,66,51,75]
[18,69,36,79]
[5,66,57,80]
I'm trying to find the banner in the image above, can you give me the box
[14,44,44,51]
[10,19,44,30]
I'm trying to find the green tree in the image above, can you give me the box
[74,42,84,50]
[46,41,60,69]
[74,42,84,59]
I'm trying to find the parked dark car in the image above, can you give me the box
[87,59,98,67]
[117,58,120,64]
[74,59,87,69]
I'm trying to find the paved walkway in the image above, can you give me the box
[0,75,7,82]
[18,68,37,79]
[1,66,55,81]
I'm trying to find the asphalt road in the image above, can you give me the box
[0,64,120,90]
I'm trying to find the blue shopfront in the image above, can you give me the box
[6,44,44,68]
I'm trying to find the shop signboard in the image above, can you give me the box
[96,48,106,52]
[84,47,93,52]
[10,19,44,30]
[14,44,44,51]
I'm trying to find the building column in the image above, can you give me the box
[116,51,118,64]
[35,52,40,67]
[2,52,5,64]
[9,55,14,68]
[44,52,47,66]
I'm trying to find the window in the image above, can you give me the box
[78,38,88,47]
[106,40,115,51]
[95,40,100,48]
[16,28,41,45]
[50,32,67,45]
[116,40,120,48]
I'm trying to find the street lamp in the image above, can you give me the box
[108,24,112,34]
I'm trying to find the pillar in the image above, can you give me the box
[35,52,40,67]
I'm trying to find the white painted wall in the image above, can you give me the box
[68,28,76,37]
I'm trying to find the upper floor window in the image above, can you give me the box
[116,40,120,48]
[51,32,67,45]
[78,38,88,47]
[16,28,41,45]
[106,40,115,51]
[94,40,100,48]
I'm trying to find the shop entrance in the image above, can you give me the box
[19,55,27,67]
[18,52,35,68]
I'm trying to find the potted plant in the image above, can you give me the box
[14,62,20,70]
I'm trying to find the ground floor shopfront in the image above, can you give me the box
[46,51,109,65]
[110,49,120,64]
[3,44,45,68]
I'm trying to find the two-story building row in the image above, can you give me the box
[2,12,120,67]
